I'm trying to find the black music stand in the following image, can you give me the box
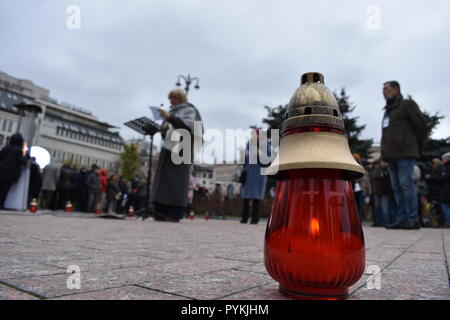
[124,117,161,219]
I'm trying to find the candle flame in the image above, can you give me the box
[310,218,320,236]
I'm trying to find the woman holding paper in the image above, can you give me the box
[150,88,203,222]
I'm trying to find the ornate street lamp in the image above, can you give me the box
[175,74,200,94]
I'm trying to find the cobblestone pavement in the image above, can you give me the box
[0,210,449,300]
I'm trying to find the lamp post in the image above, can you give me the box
[175,74,200,94]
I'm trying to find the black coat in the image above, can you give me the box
[106,178,120,201]
[425,165,444,202]
[381,95,427,161]
[439,161,450,204]
[29,161,42,198]
[57,165,76,190]
[0,133,27,184]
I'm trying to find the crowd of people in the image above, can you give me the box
[28,162,149,215]
[0,83,449,229]
[351,154,450,228]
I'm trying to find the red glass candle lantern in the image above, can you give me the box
[65,201,73,213]
[264,72,366,300]
[29,198,38,213]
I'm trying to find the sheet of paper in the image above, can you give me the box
[149,106,163,121]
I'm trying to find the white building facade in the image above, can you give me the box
[0,71,124,170]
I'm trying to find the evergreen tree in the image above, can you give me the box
[419,110,450,171]
[334,88,373,164]
[262,89,374,163]
[262,104,287,132]
[119,143,141,181]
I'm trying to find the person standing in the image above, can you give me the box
[438,152,450,228]
[185,169,196,218]
[40,161,62,210]
[352,153,372,223]
[371,159,394,227]
[117,175,129,214]
[135,173,148,214]
[86,165,102,212]
[381,81,427,229]
[74,167,89,212]
[0,133,27,209]
[105,173,120,213]
[99,169,108,212]
[240,129,268,225]
[28,157,42,205]
[56,164,76,210]
[150,88,203,222]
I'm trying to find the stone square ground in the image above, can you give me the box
[0,210,449,300]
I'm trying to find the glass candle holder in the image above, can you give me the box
[264,168,365,300]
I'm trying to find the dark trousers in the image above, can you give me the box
[40,190,55,210]
[0,180,14,209]
[241,198,261,223]
[58,189,72,210]
[354,191,365,222]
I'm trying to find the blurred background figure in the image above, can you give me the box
[439,152,450,227]
[99,169,108,212]
[352,153,372,223]
[425,159,444,203]
[117,175,129,214]
[0,133,27,209]
[40,160,61,210]
[371,159,394,227]
[74,167,89,212]
[210,183,224,217]
[185,168,196,218]
[28,157,42,205]
[56,163,76,210]
[105,173,120,213]
[134,173,147,214]
[87,164,102,212]
[240,129,268,225]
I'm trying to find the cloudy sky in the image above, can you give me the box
[1,0,449,149]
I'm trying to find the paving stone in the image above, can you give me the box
[0,283,38,300]
[0,263,65,280]
[1,211,449,300]
[52,285,189,300]
[219,282,289,300]
[2,265,178,298]
[365,247,405,262]
[233,262,267,275]
[141,270,273,300]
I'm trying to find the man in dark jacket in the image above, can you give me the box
[86,164,101,212]
[0,133,27,209]
[381,81,427,229]
[56,164,76,210]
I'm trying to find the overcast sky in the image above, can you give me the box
[1,0,449,149]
